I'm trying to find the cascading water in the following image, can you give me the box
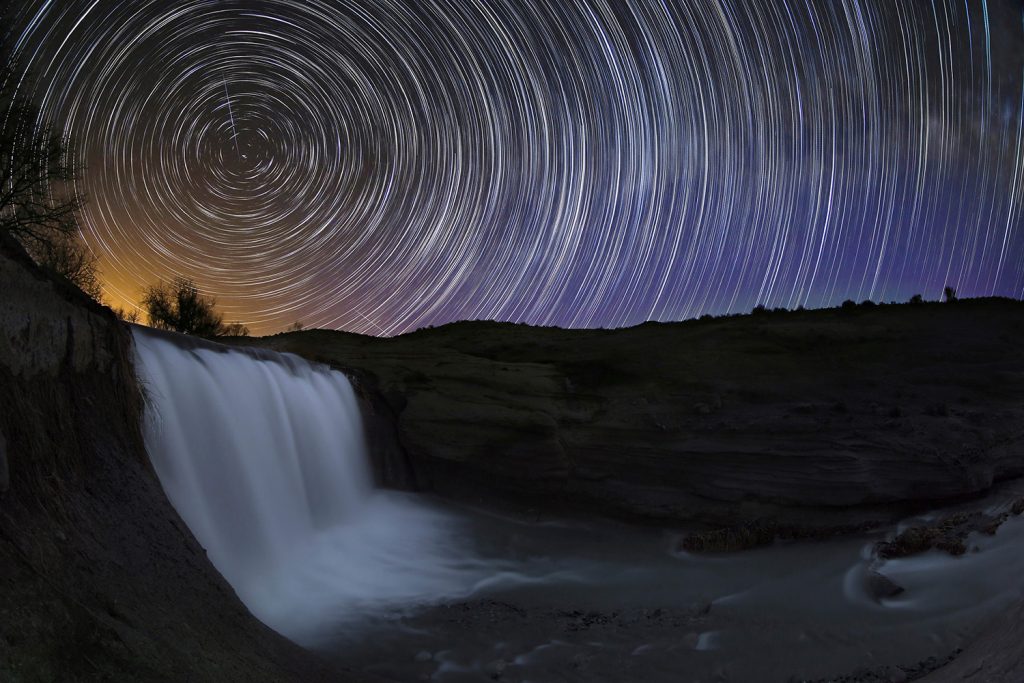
[132,326,501,644]
[135,327,372,576]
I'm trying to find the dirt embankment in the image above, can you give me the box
[0,234,367,682]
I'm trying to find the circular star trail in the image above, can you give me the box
[5,0,1024,335]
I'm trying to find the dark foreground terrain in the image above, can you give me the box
[250,297,1024,535]
[234,305,1024,681]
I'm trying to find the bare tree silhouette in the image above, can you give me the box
[0,45,96,298]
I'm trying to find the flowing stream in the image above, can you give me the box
[133,327,1024,681]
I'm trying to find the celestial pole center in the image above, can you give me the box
[4,0,1024,335]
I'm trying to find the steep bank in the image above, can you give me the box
[245,299,1024,531]
[923,600,1024,682]
[0,235,362,682]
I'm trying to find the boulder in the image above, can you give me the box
[865,570,905,601]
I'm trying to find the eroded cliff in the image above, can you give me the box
[0,235,360,682]
[251,300,1024,532]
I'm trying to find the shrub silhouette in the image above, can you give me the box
[909,294,924,305]
[142,277,246,337]
[220,321,250,337]
[944,286,958,303]
[114,306,140,323]
[34,233,102,301]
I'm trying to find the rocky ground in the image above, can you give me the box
[397,601,962,683]
[874,498,1024,559]
[921,601,1024,682]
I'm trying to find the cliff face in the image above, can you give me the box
[0,236,357,682]
[253,300,1024,530]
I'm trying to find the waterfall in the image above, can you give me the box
[132,326,494,644]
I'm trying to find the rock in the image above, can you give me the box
[693,601,712,616]
[1012,498,1024,516]
[865,571,905,601]
[679,522,781,553]
[484,659,507,678]
[0,430,8,494]
[569,653,592,669]
[876,507,1024,559]
[679,520,878,554]
[693,402,713,415]
[885,667,908,683]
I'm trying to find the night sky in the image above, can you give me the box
[5,0,1024,335]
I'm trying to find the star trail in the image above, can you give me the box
[4,0,1024,335]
